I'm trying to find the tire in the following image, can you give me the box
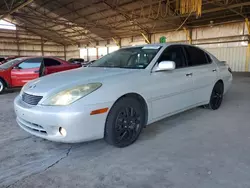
[0,79,5,94]
[205,82,224,110]
[104,97,145,147]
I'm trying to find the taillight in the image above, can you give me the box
[228,67,232,74]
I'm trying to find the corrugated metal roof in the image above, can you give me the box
[0,0,250,45]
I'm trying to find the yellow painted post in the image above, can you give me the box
[141,32,151,44]
[246,44,250,72]
[183,27,192,44]
[112,37,121,48]
[245,18,250,72]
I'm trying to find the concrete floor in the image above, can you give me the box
[1,75,250,188]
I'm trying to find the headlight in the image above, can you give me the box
[41,83,102,106]
[20,86,24,96]
[20,85,27,96]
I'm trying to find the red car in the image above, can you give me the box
[0,57,81,94]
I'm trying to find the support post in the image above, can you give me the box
[64,45,66,60]
[87,48,89,61]
[96,47,99,59]
[141,32,151,44]
[16,27,20,56]
[112,37,121,47]
[245,18,250,72]
[183,27,192,44]
[41,37,44,56]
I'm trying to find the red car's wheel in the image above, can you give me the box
[0,79,5,94]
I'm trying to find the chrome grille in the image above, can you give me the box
[22,92,43,105]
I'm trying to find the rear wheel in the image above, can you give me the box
[0,79,5,94]
[205,82,224,110]
[104,97,145,147]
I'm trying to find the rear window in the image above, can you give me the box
[185,46,209,66]
[43,58,61,66]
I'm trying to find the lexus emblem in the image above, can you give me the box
[29,84,36,89]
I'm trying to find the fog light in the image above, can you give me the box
[59,127,67,136]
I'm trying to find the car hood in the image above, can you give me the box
[23,67,140,95]
[0,68,8,73]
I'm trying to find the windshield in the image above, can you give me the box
[0,58,23,69]
[90,46,161,69]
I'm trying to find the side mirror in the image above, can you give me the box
[155,61,176,72]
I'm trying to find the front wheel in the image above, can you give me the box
[205,82,224,110]
[0,79,5,94]
[104,97,145,147]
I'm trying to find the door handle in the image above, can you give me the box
[212,69,217,72]
[34,70,39,73]
[186,73,193,77]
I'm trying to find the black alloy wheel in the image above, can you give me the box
[105,97,145,147]
[207,82,224,110]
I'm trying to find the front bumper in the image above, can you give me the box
[14,95,113,143]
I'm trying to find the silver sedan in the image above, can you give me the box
[14,44,232,147]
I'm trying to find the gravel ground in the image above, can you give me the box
[0,75,250,188]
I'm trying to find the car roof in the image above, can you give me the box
[18,56,64,60]
[13,57,30,61]
[121,43,195,49]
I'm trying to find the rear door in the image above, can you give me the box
[11,58,42,87]
[43,58,63,75]
[184,46,218,104]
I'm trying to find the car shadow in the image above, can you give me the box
[1,88,21,95]
[139,108,201,141]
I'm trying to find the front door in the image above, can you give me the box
[150,45,195,120]
[11,58,42,87]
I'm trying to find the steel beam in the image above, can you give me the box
[103,0,148,34]
[6,18,64,45]
[20,6,97,43]
[0,0,34,19]
[14,16,77,44]
[89,2,250,28]
[206,0,246,19]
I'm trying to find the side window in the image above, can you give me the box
[184,46,208,66]
[18,58,42,69]
[77,59,84,63]
[205,53,212,63]
[43,58,61,67]
[158,46,186,69]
